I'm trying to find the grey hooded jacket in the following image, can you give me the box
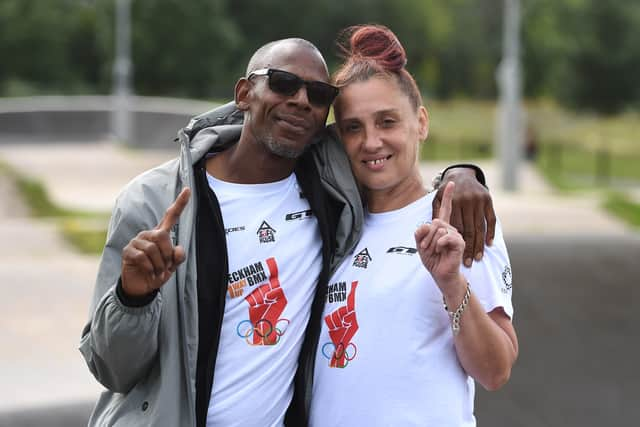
[79,105,363,426]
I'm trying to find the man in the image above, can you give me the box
[80,38,492,426]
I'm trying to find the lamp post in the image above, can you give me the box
[497,0,524,191]
[112,0,132,145]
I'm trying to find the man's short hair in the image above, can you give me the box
[246,38,327,76]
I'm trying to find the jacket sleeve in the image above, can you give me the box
[311,126,364,273]
[433,163,487,189]
[79,184,163,394]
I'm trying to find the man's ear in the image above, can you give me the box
[418,105,429,141]
[235,78,251,111]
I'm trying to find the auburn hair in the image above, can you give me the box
[333,24,423,111]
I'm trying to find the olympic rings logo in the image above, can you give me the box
[236,318,290,346]
[321,342,358,368]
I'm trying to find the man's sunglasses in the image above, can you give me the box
[248,68,339,107]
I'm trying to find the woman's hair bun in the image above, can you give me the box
[333,24,423,111]
[343,24,407,72]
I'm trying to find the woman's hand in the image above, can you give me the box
[416,182,466,296]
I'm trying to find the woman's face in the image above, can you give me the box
[335,75,429,197]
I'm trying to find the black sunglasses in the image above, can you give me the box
[248,68,339,107]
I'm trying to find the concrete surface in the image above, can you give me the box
[0,177,105,413]
[0,96,217,148]
[475,234,639,427]
[0,142,638,426]
[0,142,175,212]
[0,402,94,427]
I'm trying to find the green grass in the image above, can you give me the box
[535,142,640,192]
[1,160,68,217]
[426,100,496,144]
[421,100,496,161]
[15,176,73,217]
[527,100,640,155]
[0,160,109,254]
[421,139,493,161]
[420,100,495,161]
[61,219,109,254]
[415,98,639,164]
[603,193,640,229]
[526,100,640,193]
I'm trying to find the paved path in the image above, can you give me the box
[0,143,174,412]
[475,234,640,427]
[0,143,637,426]
[0,142,176,212]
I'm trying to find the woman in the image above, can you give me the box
[309,25,518,426]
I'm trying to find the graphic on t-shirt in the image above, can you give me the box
[285,209,313,221]
[352,249,372,269]
[326,281,348,303]
[257,221,276,243]
[225,225,246,235]
[321,281,358,368]
[227,261,268,298]
[502,265,513,293]
[387,246,418,255]
[236,257,289,345]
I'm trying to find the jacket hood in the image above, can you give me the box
[188,125,243,164]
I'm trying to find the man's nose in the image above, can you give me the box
[287,84,312,109]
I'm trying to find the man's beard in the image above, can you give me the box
[261,135,310,159]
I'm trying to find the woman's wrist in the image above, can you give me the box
[443,281,472,336]
[441,274,468,308]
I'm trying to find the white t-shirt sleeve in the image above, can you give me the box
[462,218,514,319]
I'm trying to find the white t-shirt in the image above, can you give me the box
[206,173,322,427]
[309,192,513,427]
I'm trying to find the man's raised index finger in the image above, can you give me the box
[157,187,191,231]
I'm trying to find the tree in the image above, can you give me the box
[0,0,81,94]
[523,0,640,114]
[563,0,640,114]
[105,0,242,98]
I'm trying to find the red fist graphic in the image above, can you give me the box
[325,281,358,367]
[244,258,287,345]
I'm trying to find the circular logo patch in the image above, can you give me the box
[502,266,512,290]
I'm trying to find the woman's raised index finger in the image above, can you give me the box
[157,187,191,232]
[438,181,455,223]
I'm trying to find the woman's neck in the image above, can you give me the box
[366,172,428,213]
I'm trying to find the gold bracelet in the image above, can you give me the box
[443,282,471,336]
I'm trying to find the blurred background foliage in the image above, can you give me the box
[1,0,639,114]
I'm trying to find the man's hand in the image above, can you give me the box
[121,188,191,297]
[433,167,495,267]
